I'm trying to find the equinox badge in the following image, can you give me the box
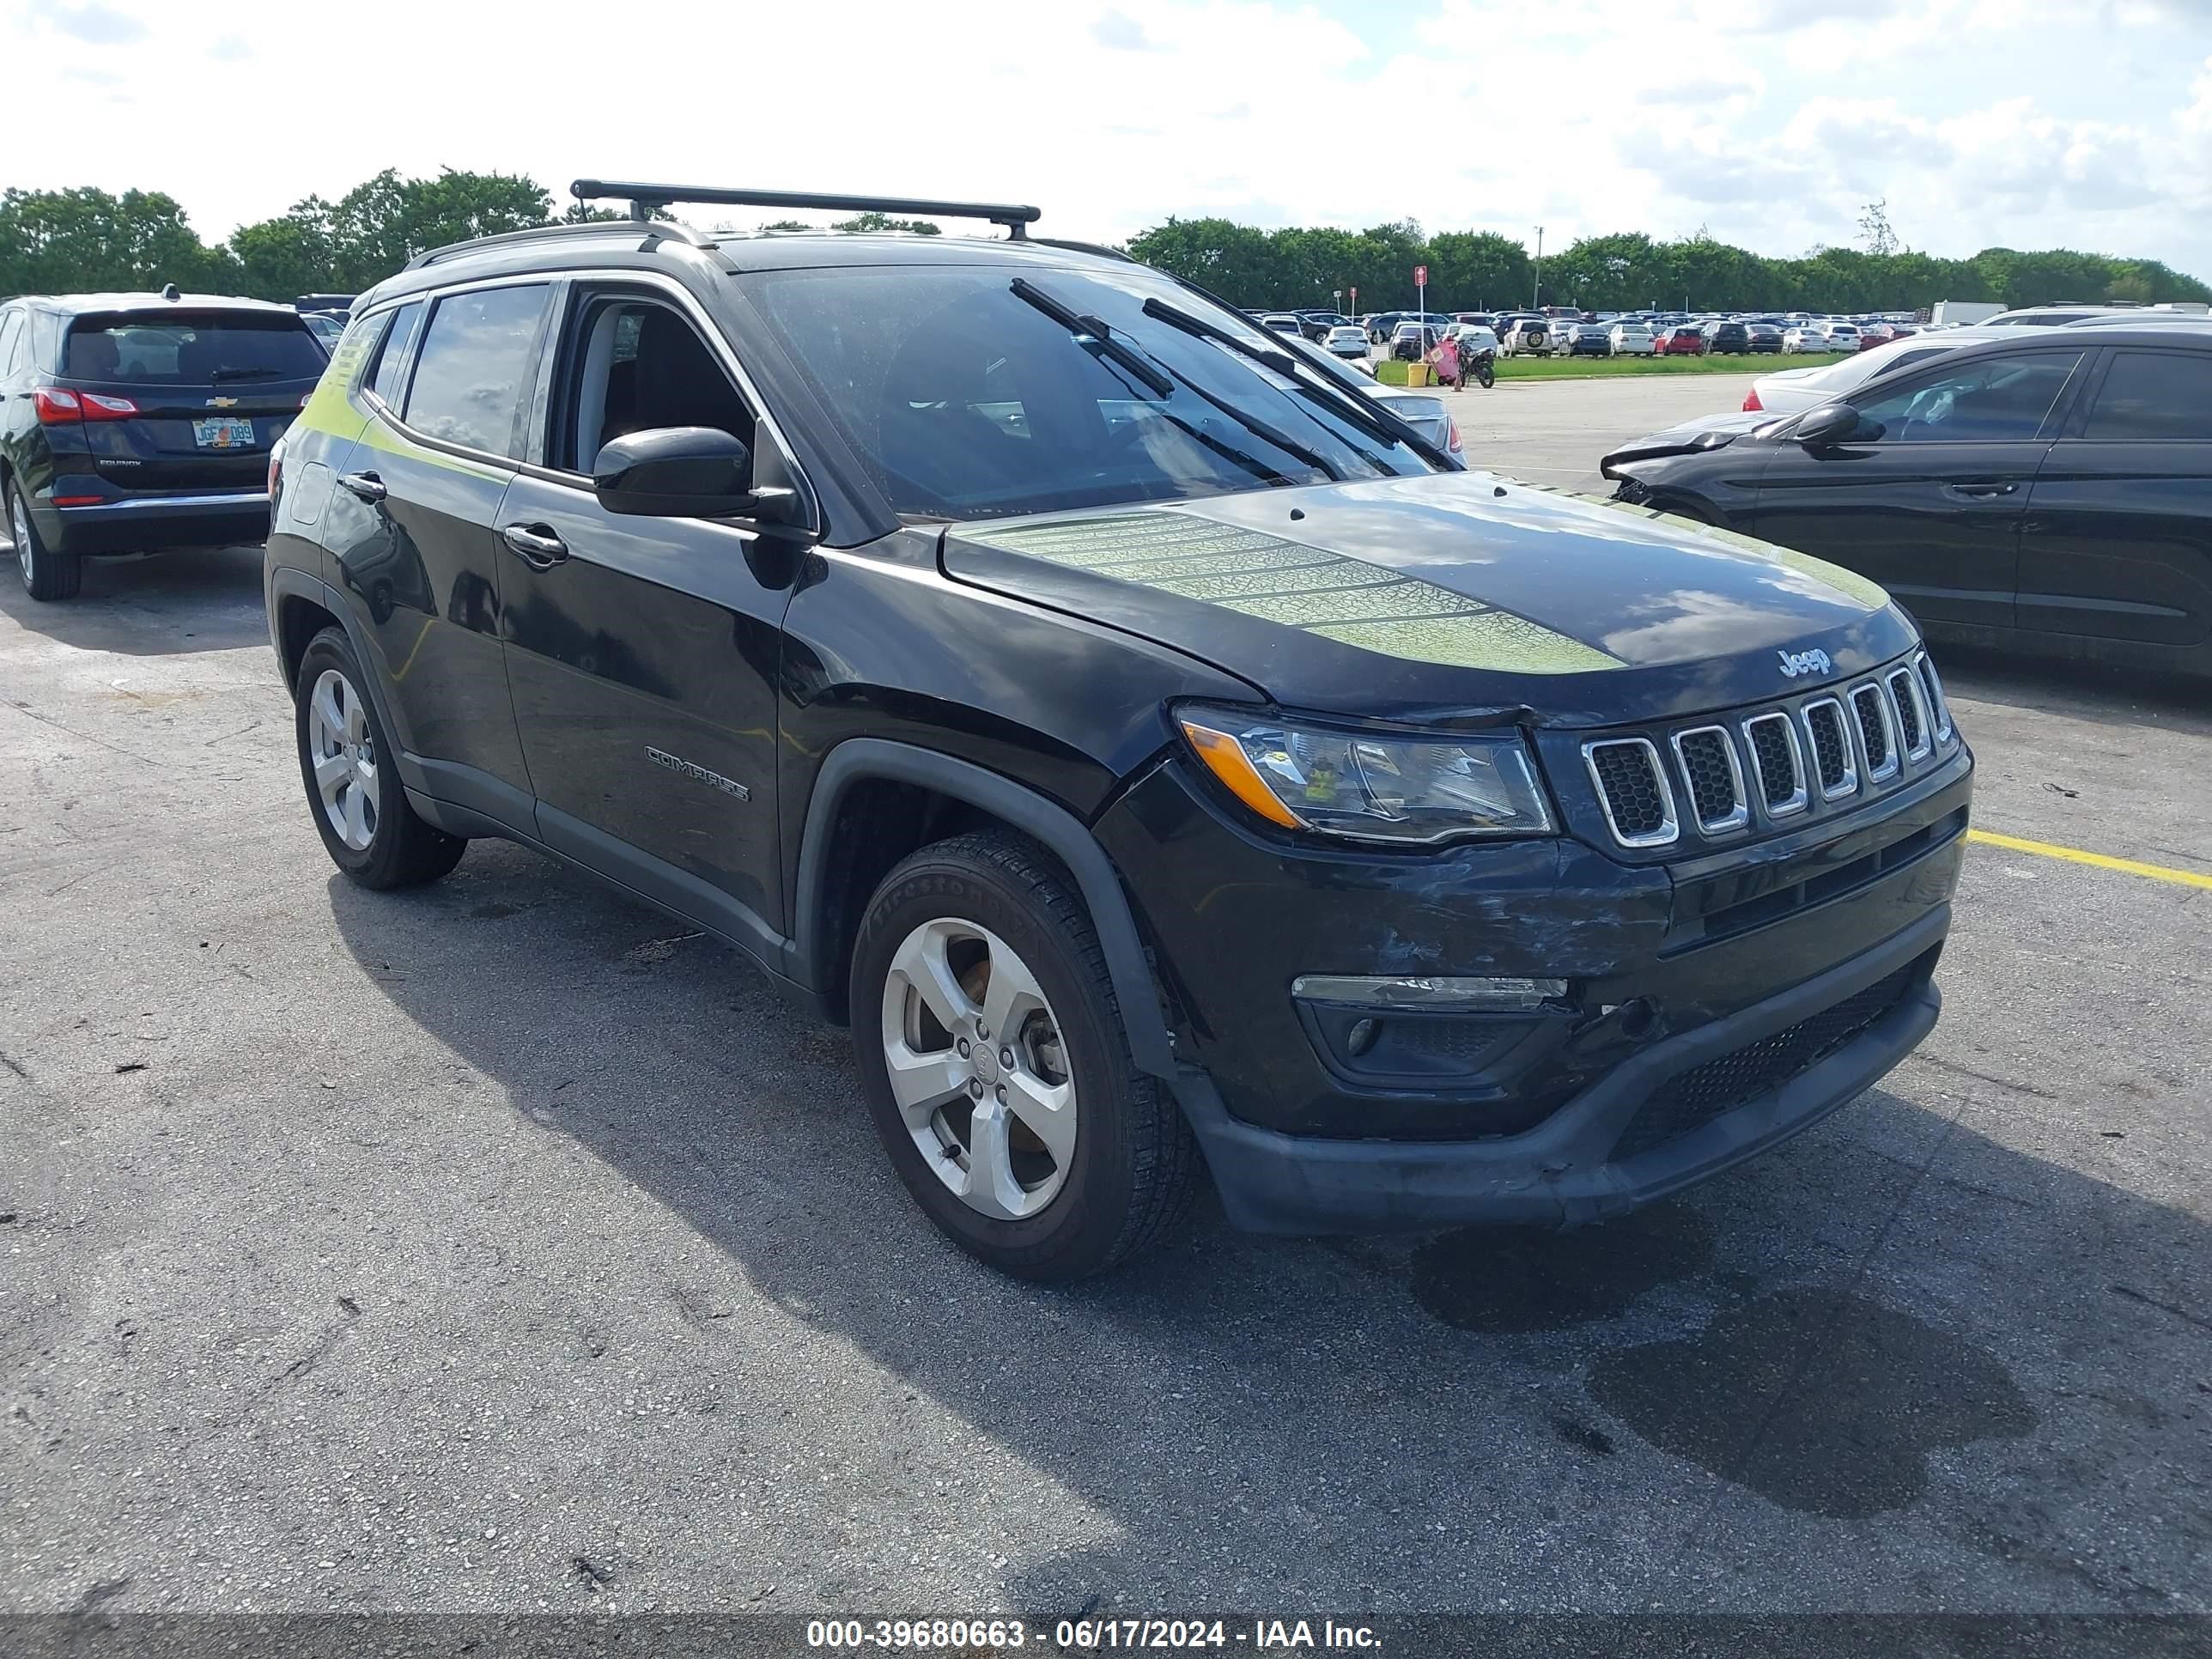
[1777,647,1833,680]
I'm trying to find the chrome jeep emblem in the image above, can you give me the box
[1777,647,1833,680]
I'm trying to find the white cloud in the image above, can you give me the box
[27,0,146,45]
[0,0,2206,281]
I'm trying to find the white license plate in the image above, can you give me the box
[192,416,256,450]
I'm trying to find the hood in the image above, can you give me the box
[939,471,1915,728]
[1600,410,1775,469]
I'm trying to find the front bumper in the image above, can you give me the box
[43,489,271,556]
[1097,744,1969,1232]
[1170,905,1942,1232]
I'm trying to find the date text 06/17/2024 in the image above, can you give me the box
[805,1617,1384,1650]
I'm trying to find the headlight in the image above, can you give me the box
[1177,707,1554,844]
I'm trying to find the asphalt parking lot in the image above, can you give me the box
[3,371,2209,1624]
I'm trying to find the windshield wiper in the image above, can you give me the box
[210,367,283,383]
[1010,279,1173,398]
[1009,278,1340,482]
[1139,296,1443,468]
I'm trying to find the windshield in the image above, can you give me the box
[743,265,1433,520]
[63,313,325,385]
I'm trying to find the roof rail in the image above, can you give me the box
[403,217,712,271]
[570,179,1042,240]
[1030,237,1134,264]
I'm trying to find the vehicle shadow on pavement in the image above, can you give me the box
[0,544,268,656]
[326,845,2212,1615]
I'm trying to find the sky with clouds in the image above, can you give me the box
[12,0,2212,278]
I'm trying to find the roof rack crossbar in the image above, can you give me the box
[570,180,1042,239]
[404,217,710,271]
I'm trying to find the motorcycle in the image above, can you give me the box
[1455,344,1497,390]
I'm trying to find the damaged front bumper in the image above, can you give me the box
[1097,748,1970,1233]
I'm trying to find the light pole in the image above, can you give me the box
[1532,226,1544,309]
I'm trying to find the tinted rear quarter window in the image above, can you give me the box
[402,285,550,457]
[28,310,61,372]
[367,301,425,406]
[63,313,325,385]
[2082,351,2212,442]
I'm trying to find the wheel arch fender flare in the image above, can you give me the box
[788,738,1176,1079]
[266,564,411,769]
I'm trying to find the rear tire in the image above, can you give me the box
[293,626,466,889]
[8,483,82,602]
[850,830,1202,1280]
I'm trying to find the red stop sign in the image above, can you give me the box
[1414,264,1428,286]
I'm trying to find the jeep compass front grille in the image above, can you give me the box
[1568,654,1961,854]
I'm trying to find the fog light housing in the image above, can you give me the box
[1291,975,1569,1012]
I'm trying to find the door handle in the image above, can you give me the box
[1945,481,2017,499]
[337,471,386,503]
[501,522,569,569]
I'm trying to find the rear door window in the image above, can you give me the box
[2081,352,2212,442]
[0,311,23,377]
[402,285,550,458]
[63,313,325,385]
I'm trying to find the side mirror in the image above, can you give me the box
[1795,403,1870,447]
[593,426,805,526]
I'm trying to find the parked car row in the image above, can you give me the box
[1265,303,1905,363]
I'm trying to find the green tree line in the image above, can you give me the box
[0,173,941,301]
[6,172,2207,317]
[1127,216,2212,315]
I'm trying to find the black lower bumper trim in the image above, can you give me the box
[1175,903,1948,1235]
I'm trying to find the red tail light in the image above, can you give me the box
[78,392,140,422]
[1741,387,1763,411]
[33,388,82,424]
[1446,416,1462,454]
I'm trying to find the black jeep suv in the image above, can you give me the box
[2,289,324,599]
[264,183,1972,1279]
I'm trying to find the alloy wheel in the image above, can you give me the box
[879,917,1077,1220]
[306,667,379,851]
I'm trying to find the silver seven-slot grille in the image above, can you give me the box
[1580,651,1959,851]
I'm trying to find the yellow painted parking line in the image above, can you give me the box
[1967,828,2212,891]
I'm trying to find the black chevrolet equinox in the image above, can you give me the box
[263,183,1973,1279]
[2,289,323,599]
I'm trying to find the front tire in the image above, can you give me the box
[292,626,466,889]
[8,483,82,602]
[850,830,1202,1279]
